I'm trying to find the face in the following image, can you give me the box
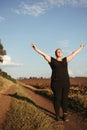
[55,49,62,58]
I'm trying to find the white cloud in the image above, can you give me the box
[13,0,87,16]
[0,16,5,23]
[68,67,87,77]
[68,68,83,77]
[13,1,48,16]
[58,40,70,48]
[57,40,71,55]
[0,55,23,66]
[73,69,85,76]
[48,0,87,7]
[48,0,66,7]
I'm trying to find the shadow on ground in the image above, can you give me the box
[3,92,56,120]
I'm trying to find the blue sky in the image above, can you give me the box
[0,0,87,79]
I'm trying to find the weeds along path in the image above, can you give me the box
[0,85,15,130]
[18,82,87,130]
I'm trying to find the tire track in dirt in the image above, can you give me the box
[20,83,87,130]
[0,82,87,130]
[0,85,15,130]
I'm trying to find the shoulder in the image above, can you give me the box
[63,57,67,61]
[48,57,57,69]
[49,57,55,63]
[48,57,56,65]
[63,57,67,63]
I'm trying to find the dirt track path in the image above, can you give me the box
[0,85,15,130]
[0,83,87,130]
[20,84,87,130]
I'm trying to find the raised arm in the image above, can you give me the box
[67,44,85,62]
[32,43,51,62]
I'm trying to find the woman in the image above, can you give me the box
[32,43,84,121]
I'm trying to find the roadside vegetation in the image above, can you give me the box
[0,69,16,83]
[0,76,87,130]
[19,78,87,118]
[32,85,87,118]
[0,40,16,83]
[2,83,59,130]
[0,76,14,91]
[36,87,87,118]
[68,93,87,118]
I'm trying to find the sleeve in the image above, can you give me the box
[63,57,68,67]
[48,57,55,69]
[63,57,67,62]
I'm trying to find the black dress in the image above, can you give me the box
[48,57,70,116]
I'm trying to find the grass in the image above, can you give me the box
[1,76,87,130]
[0,76,14,91]
[22,83,87,118]
[68,94,87,117]
[2,84,59,130]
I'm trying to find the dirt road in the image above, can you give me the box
[0,85,15,130]
[0,83,87,130]
[21,84,87,130]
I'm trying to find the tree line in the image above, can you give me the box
[0,39,6,62]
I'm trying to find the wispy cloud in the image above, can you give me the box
[13,0,87,16]
[58,40,70,48]
[48,0,87,7]
[0,55,23,66]
[0,16,5,23]
[69,68,86,77]
[13,1,48,16]
[68,69,83,77]
[57,40,71,55]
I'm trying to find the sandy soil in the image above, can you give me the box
[0,85,15,130]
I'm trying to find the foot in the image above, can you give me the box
[56,116,63,121]
[62,114,69,122]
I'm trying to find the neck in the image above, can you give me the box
[56,57,62,61]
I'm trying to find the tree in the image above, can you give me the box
[0,39,6,62]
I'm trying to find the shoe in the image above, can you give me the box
[62,114,69,122]
[56,116,63,121]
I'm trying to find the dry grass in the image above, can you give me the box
[2,84,59,130]
[0,76,14,91]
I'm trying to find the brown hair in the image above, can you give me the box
[55,48,62,57]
